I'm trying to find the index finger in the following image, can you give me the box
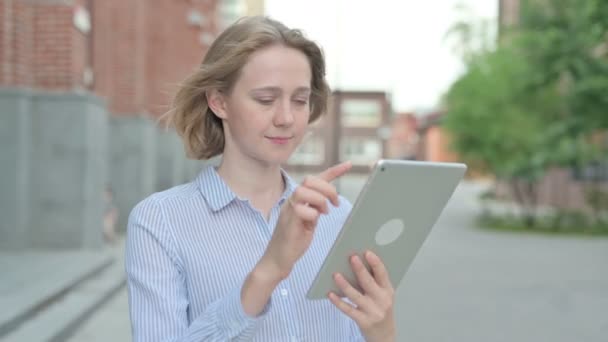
[317,161,352,182]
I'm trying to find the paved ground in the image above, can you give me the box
[66,289,130,342]
[67,177,608,342]
[0,249,114,340]
[394,181,608,342]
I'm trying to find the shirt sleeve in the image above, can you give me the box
[125,197,271,342]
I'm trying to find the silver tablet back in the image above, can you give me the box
[307,159,467,299]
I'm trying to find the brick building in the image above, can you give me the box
[288,90,392,174]
[0,0,91,89]
[0,0,238,250]
[498,0,519,29]
[415,112,460,163]
[0,0,222,113]
[93,0,221,117]
[386,112,419,160]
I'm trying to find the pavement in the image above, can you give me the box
[4,175,608,341]
[394,181,608,342]
[0,242,125,342]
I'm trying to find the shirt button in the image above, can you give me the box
[280,289,288,297]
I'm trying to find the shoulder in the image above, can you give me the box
[128,181,200,230]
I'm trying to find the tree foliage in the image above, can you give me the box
[443,0,608,225]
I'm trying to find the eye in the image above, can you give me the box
[256,98,274,105]
[293,98,309,106]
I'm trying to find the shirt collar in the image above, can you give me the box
[196,166,298,212]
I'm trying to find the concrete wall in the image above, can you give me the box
[1,88,221,249]
[0,89,32,250]
[156,127,186,191]
[109,116,157,232]
[108,118,223,231]
[0,88,107,250]
[28,92,107,249]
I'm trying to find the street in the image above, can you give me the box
[68,178,608,341]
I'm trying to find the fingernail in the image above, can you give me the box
[366,250,378,261]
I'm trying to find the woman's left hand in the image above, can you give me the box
[328,250,396,342]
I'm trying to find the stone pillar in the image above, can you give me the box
[28,91,107,249]
[109,116,157,232]
[156,127,186,191]
[0,89,32,250]
[0,88,108,250]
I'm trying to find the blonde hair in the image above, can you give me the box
[164,16,330,160]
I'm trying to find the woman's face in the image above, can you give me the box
[214,44,313,167]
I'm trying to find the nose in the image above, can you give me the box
[272,100,295,127]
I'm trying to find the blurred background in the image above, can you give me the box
[0,0,606,341]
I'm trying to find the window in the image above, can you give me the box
[340,137,381,165]
[289,136,325,165]
[341,99,382,127]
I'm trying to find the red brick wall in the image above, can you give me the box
[387,113,419,159]
[33,4,75,89]
[0,0,90,90]
[92,0,146,114]
[1,0,35,87]
[425,126,459,163]
[1,0,219,116]
[91,0,112,103]
[93,0,219,116]
[71,0,89,89]
[144,0,219,117]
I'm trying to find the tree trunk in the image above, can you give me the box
[510,178,538,228]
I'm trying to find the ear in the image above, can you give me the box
[206,89,228,120]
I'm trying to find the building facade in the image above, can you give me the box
[0,0,222,250]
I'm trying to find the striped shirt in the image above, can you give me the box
[125,165,365,341]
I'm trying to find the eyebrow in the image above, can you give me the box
[249,86,311,95]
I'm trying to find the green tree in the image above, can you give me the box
[443,0,608,227]
[444,44,561,225]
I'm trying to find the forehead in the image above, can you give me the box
[236,44,312,89]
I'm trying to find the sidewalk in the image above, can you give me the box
[0,240,126,342]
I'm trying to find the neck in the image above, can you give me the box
[216,151,286,207]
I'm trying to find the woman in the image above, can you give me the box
[126,16,396,341]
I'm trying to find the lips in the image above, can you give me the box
[266,136,292,140]
[266,136,293,144]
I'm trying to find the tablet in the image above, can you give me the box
[306,159,467,299]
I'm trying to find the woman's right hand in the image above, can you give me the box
[258,161,352,281]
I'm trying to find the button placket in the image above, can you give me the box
[240,200,272,239]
